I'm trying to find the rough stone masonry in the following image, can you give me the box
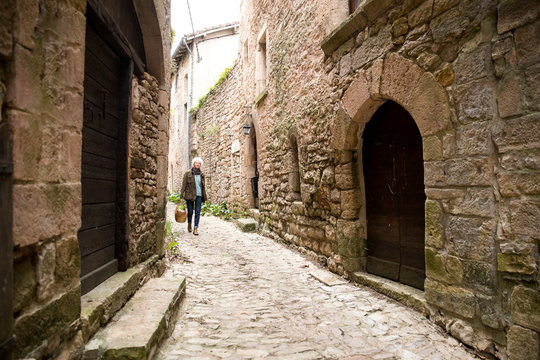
[189,0,540,359]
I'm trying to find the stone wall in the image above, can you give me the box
[193,0,540,358]
[129,73,168,266]
[4,0,171,358]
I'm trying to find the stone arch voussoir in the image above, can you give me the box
[341,52,452,138]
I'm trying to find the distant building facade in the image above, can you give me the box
[168,22,239,191]
[191,0,540,359]
[1,0,171,358]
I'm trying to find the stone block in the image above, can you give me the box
[443,187,496,218]
[363,0,396,21]
[453,43,492,84]
[433,0,460,17]
[235,218,258,232]
[55,236,81,288]
[507,325,540,360]
[524,64,540,112]
[449,320,475,347]
[335,162,357,190]
[497,71,525,118]
[342,70,373,122]
[14,287,81,358]
[462,260,497,294]
[380,52,423,108]
[476,294,505,329]
[329,107,359,150]
[454,78,497,123]
[10,110,41,181]
[508,199,540,238]
[408,0,433,28]
[13,0,38,49]
[408,72,452,136]
[425,279,476,318]
[492,114,540,152]
[511,286,540,332]
[336,219,365,258]
[445,216,496,262]
[497,0,540,34]
[498,243,537,275]
[13,183,82,248]
[456,122,492,156]
[431,6,467,42]
[40,127,82,183]
[342,256,364,273]
[37,243,56,301]
[392,17,408,37]
[13,256,37,314]
[426,157,492,187]
[425,248,463,284]
[340,189,361,213]
[497,172,540,197]
[425,200,443,248]
[435,63,455,86]
[320,166,334,185]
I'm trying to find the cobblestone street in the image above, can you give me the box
[156,205,476,360]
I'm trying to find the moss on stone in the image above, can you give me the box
[14,287,81,358]
[425,200,443,248]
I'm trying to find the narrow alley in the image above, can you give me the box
[156,203,476,360]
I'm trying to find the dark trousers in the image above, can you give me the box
[186,196,203,228]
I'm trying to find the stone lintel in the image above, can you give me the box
[321,9,367,56]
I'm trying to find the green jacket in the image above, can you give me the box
[181,170,207,202]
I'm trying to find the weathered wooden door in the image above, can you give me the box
[363,101,426,290]
[78,23,124,295]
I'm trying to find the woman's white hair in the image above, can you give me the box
[191,157,204,166]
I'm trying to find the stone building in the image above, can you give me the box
[1,0,171,358]
[168,22,239,190]
[191,0,540,358]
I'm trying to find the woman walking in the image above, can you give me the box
[180,157,207,235]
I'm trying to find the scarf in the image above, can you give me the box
[191,167,202,176]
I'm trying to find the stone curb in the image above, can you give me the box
[234,217,258,232]
[350,271,427,315]
[81,255,162,343]
[83,275,186,360]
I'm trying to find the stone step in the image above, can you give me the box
[84,274,186,360]
[234,217,258,232]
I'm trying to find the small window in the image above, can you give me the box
[183,74,188,97]
[349,0,360,14]
[256,27,267,96]
[290,135,301,194]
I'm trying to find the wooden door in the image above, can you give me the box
[363,101,426,290]
[78,23,123,295]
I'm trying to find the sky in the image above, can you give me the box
[170,0,242,54]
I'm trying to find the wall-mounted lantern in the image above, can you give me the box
[243,105,252,135]
[243,122,251,135]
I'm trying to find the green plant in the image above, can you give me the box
[166,220,172,236]
[168,191,186,209]
[167,240,180,255]
[189,66,232,113]
[201,201,233,220]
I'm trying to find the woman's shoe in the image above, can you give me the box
[187,223,192,232]
[193,228,199,236]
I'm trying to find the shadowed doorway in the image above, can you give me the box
[362,101,426,290]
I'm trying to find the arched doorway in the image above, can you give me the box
[362,101,426,290]
[249,125,259,208]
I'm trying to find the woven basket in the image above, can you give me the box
[175,205,187,223]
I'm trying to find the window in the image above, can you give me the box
[183,74,188,97]
[256,27,267,96]
[290,135,301,194]
[349,0,360,13]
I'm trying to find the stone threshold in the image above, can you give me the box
[84,274,186,360]
[81,255,163,343]
[350,271,427,315]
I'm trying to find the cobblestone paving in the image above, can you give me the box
[156,207,476,360]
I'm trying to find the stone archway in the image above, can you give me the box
[332,52,452,280]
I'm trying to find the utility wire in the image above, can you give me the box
[186,0,201,61]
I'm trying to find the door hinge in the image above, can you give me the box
[0,161,13,175]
